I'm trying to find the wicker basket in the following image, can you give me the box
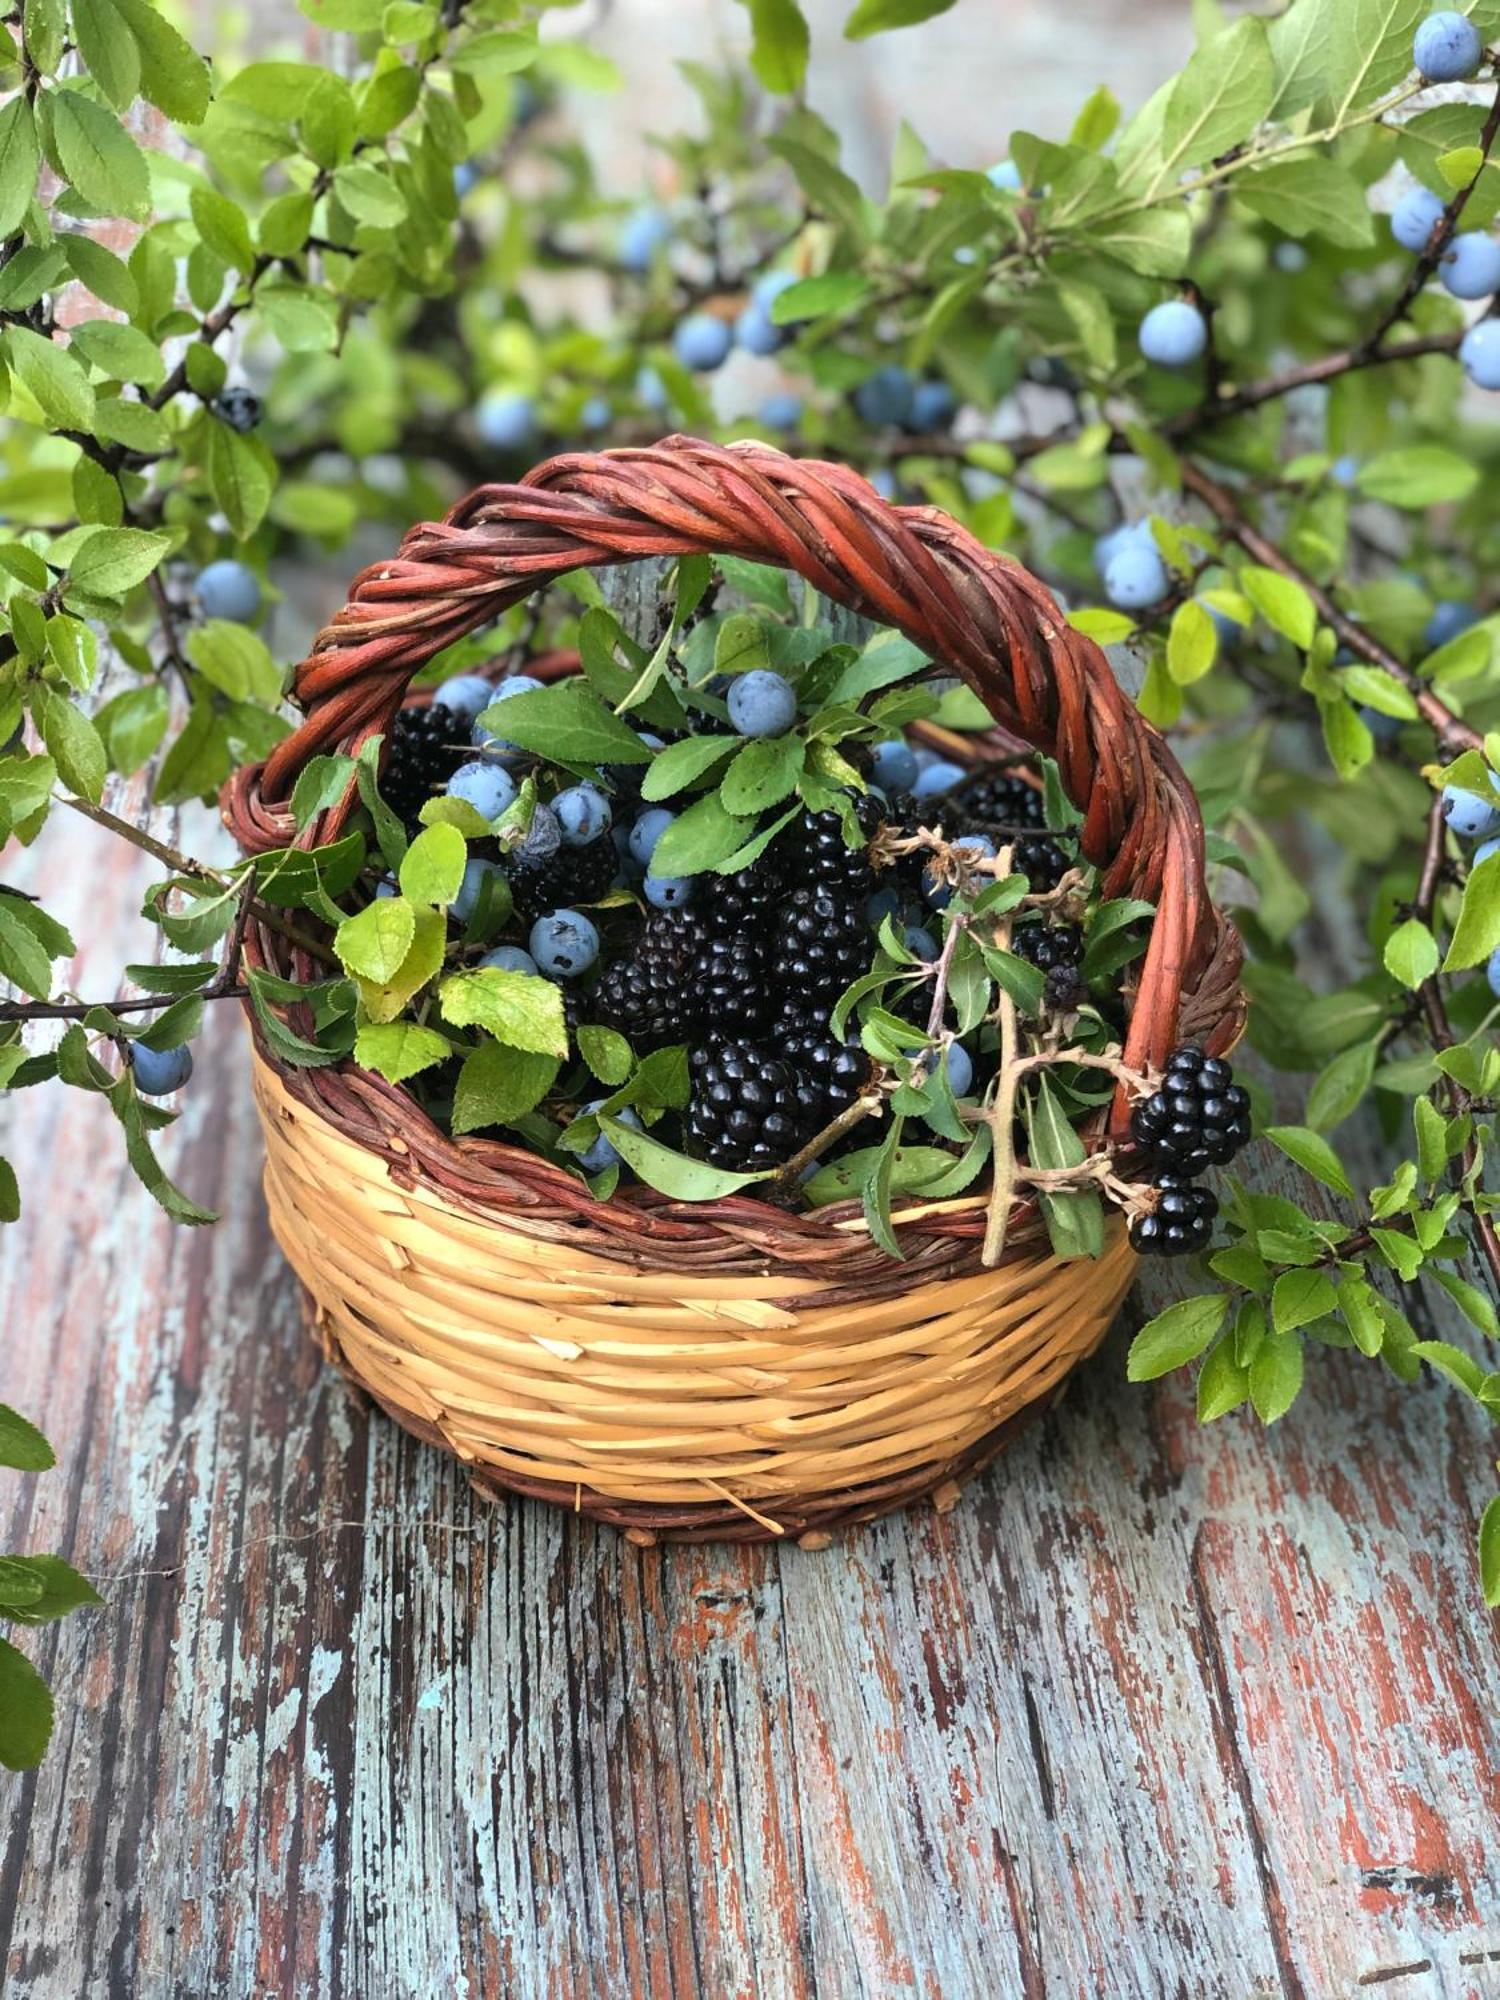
[223,436,1244,1544]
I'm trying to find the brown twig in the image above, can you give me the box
[1178,458,1483,754]
[61,795,336,967]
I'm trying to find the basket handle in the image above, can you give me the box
[223,435,1243,1107]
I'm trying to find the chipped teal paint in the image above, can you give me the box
[0,815,1498,1998]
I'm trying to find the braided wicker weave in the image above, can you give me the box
[223,436,1244,1543]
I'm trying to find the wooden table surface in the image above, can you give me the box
[2,812,1498,2000]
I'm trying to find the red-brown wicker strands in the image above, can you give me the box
[225,436,1244,1121]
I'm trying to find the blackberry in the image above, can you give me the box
[686,1039,820,1171]
[508,832,617,926]
[1011,921,1083,972]
[1044,963,1087,1012]
[591,910,706,1051]
[769,884,873,1008]
[1129,1044,1252,1180]
[955,766,1047,832]
[693,933,773,1035]
[213,385,263,433]
[1013,833,1070,892]
[799,795,882,896]
[381,704,467,831]
[779,1009,870,1124]
[1128,1175,1219,1256]
[697,848,786,938]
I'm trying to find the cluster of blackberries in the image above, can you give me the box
[594,829,877,1172]
[951,768,1070,892]
[381,705,469,828]
[1127,1045,1252,1257]
[1012,920,1086,1011]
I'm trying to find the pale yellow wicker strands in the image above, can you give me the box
[254,1054,1138,1534]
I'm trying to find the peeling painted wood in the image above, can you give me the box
[1,818,1498,1999]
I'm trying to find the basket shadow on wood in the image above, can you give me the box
[224,437,1244,1544]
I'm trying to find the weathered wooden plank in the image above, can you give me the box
[3,812,1499,1999]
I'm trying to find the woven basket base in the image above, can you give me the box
[255,1052,1137,1545]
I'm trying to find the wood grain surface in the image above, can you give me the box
[1,812,1498,2000]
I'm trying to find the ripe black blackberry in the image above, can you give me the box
[1044,963,1087,1012]
[768,884,873,1008]
[779,1009,870,1124]
[798,794,882,895]
[697,848,786,938]
[1012,833,1070,892]
[1129,1044,1252,1180]
[591,910,706,1051]
[1011,921,1083,972]
[693,933,773,1034]
[1128,1176,1218,1256]
[686,1039,820,1171]
[381,705,466,830]
[955,766,1047,831]
[508,832,617,926]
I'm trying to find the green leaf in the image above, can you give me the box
[110,0,211,120]
[1098,204,1193,277]
[397,823,466,908]
[1235,155,1375,246]
[334,895,416,984]
[1197,1337,1251,1422]
[639,735,738,801]
[1126,1293,1229,1380]
[844,0,957,33]
[648,792,754,878]
[1356,448,1479,509]
[1480,1493,1500,1608]
[1,1554,102,1625]
[68,318,165,389]
[0,900,55,1000]
[439,968,569,1057]
[1162,16,1276,170]
[30,686,106,802]
[1443,851,1500,969]
[769,270,871,323]
[50,88,150,220]
[1249,1331,1304,1424]
[1264,1124,1354,1197]
[602,1113,767,1199]
[720,736,805,815]
[353,1020,451,1085]
[1431,1270,1500,1340]
[66,527,168,598]
[475,680,650,766]
[452,1041,559,1134]
[0,1636,53,1771]
[190,185,256,274]
[1305,1038,1376,1131]
[1240,565,1316,649]
[0,96,40,241]
[768,135,869,244]
[1271,1266,1336,1334]
[5,326,95,430]
[577,1025,633,1087]
[0,1405,54,1472]
[1166,599,1217,686]
[333,163,407,227]
[734,0,809,91]
[184,621,282,704]
[72,0,141,106]
[1383,918,1439,990]
[204,423,275,541]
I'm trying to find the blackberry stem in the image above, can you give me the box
[982,843,1021,1268]
[773,1080,891,1191]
